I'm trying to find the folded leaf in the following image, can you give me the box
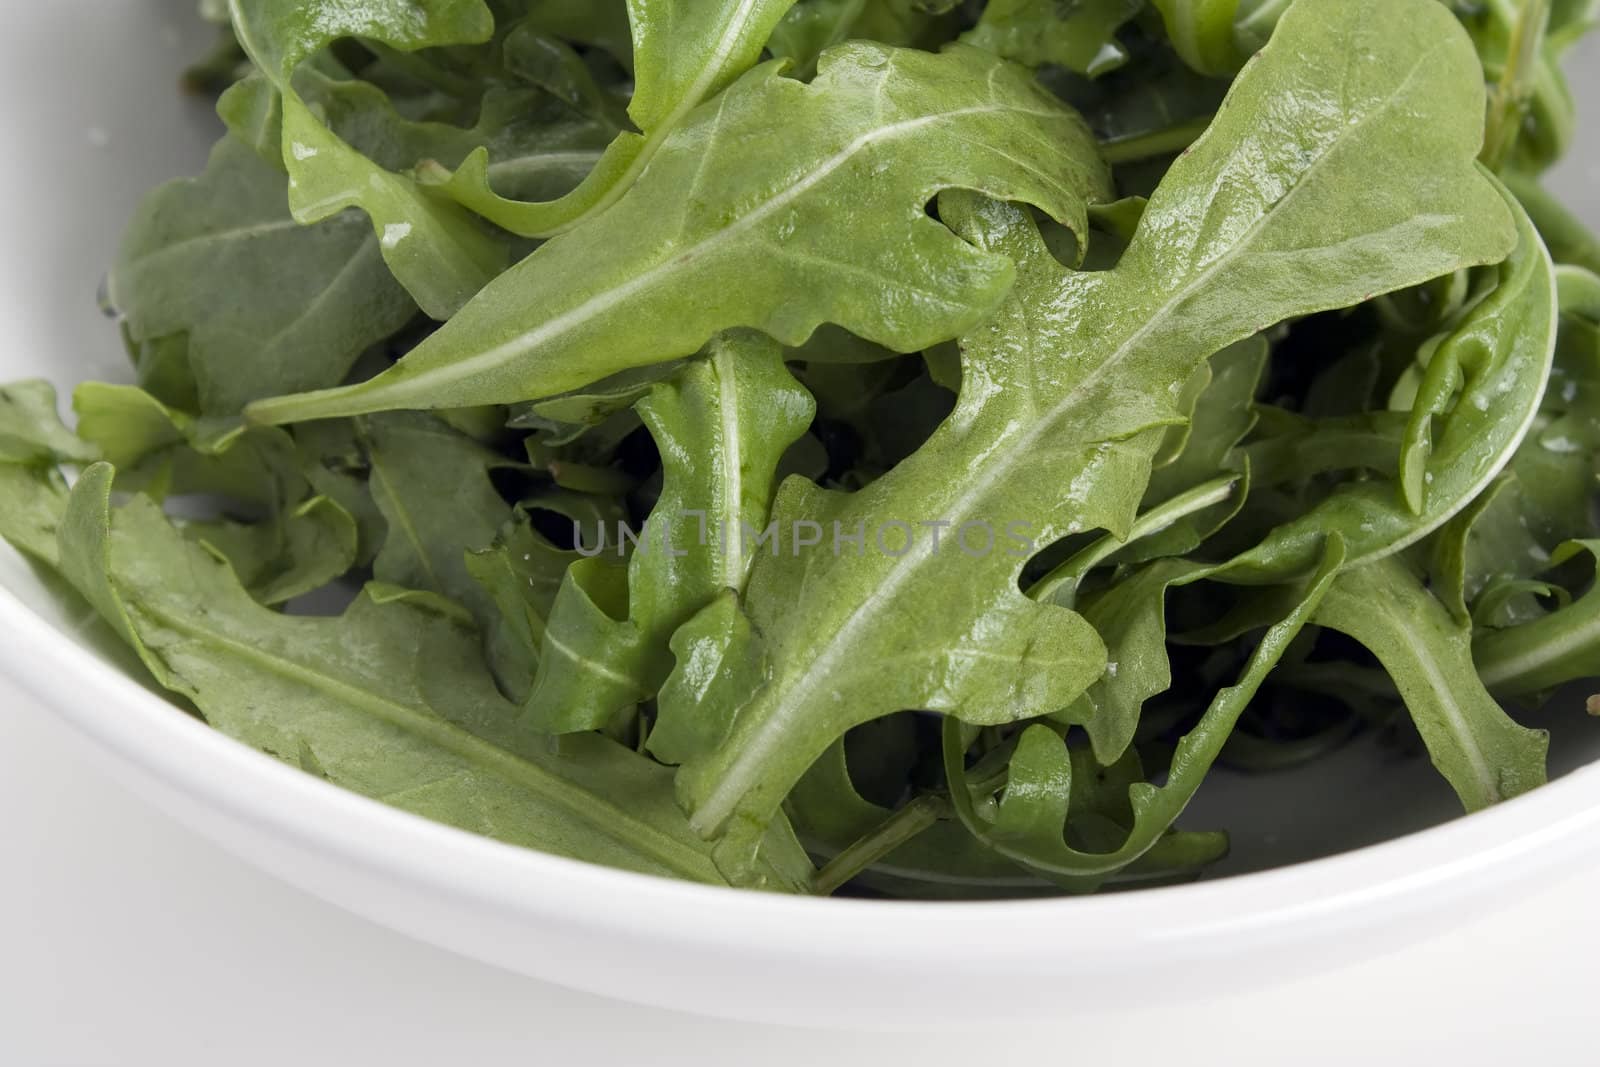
[1222,191,1556,582]
[246,42,1112,423]
[529,331,814,733]
[1440,273,1600,611]
[1476,540,1600,698]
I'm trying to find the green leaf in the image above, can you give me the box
[52,463,809,889]
[519,0,634,65]
[464,510,578,700]
[1070,559,1200,765]
[422,0,803,238]
[0,383,91,566]
[246,42,1112,423]
[942,538,1344,879]
[1151,0,1293,77]
[768,0,961,77]
[227,0,506,318]
[1438,276,1600,612]
[963,0,1142,77]
[526,555,652,729]
[185,495,359,606]
[1477,540,1600,698]
[648,592,769,767]
[1222,189,1556,582]
[0,381,99,467]
[107,136,416,414]
[72,383,302,506]
[360,412,517,632]
[71,383,360,606]
[1315,555,1548,810]
[674,0,1518,854]
[529,331,815,733]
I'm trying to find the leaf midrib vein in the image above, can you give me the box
[691,39,1448,827]
[136,599,717,877]
[372,101,1053,404]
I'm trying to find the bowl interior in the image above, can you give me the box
[5,0,1599,885]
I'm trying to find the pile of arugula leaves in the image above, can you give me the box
[2,0,1596,897]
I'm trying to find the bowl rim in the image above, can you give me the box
[6,570,1600,970]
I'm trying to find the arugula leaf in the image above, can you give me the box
[423,0,803,238]
[0,382,94,565]
[227,0,506,318]
[1150,0,1292,77]
[519,0,634,66]
[50,462,811,889]
[768,0,962,76]
[529,331,814,736]
[463,509,578,700]
[1477,540,1600,698]
[1316,555,1548,809]
[361,412,516,617]
[247,42,1111,424]
[71,383,361,606]
[942,539,1344,880]
[186,496,359,606]
[1434,273,1600,612]
[1221,190,1557,582]
[0,381,99,467]
[107,136,417,415]
[675,0,1518,858]
[964,0,1142,77]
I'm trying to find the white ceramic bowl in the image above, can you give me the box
[4,1,1598,1029]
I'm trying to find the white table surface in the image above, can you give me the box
[5,18,1600,1067]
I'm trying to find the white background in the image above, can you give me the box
[3,9,1599,1067]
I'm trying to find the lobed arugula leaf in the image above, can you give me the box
[942,541,1344,880]
[227,0,506,318]
[1222,191,1557,582]
[107,137,417,415]
[963,0,1143,77]
[529,331,814,737]
[42,462,812,889]
[423,0,803,238]
[1316,555,1548,809]
[1477,541,1600,698]
[247,42,1111,424]
[674,0,1519,861]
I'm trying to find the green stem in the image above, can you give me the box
[810,794,944,896]
[1481,0,1551,171]
[808,762,1014,895]
[1099,118,1214,166]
